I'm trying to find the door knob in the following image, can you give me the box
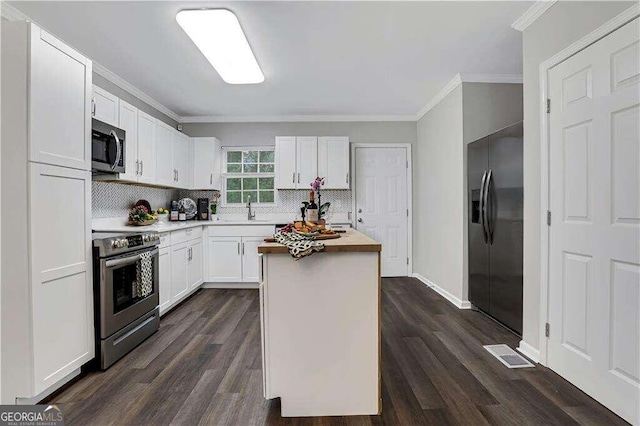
[357,218,363,223]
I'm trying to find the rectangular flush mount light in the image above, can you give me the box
[176,9,264,84]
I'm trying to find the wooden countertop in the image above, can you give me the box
[258,228,381,254]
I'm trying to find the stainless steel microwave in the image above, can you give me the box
[92,119,126,174]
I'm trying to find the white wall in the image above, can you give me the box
[414,85,464,298]
[521,1,635,352]
[181,121,417,146]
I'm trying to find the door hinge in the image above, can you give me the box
[546,98,551,114]
[545,322,550,337]
[547,210,552,226]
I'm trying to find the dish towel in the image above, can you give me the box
[136,251,154,298]
[273,231,324,260]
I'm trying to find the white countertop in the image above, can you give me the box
[92,217,281,233]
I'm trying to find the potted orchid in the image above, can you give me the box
[310,177,331,220]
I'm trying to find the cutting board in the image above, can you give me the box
[264,233,341,243]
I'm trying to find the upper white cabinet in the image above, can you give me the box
[275,137,297,189]
[118,100,139,182]
[318,137,350,189]
[192,137,222,190]
[275,137,318,189]
[275,136,349,190]
[155,120,174,187]
[29,24,92,170]
[136,110,157,184]
[173,130,190,188]
[92,85,119,127]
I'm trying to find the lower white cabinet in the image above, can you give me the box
[188,238,204,289]
[242,237,265,282]
[208,237,243,282]
[158,245,172,314]
[171,242,190,301]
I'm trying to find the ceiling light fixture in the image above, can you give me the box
[176,9,264,84]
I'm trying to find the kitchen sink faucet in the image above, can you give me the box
[247,195,256,221]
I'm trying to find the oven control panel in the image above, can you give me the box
[109,233,159,249]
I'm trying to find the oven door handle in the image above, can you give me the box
[110,130,122,171]
[105,248,159,268]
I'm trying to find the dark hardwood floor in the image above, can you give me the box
[48,278,627,425]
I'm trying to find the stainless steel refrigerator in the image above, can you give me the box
[468,121,523,334]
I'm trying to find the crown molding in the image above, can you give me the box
[416,74,462,120]
[511,0,557,32]
[180,114,417,123]
[1,2,28,21]
[92,62,182,123]
[460,74,523,84]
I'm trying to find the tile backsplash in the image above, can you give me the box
[92,181,352,219]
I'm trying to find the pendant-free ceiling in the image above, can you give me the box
[176,9,264,84]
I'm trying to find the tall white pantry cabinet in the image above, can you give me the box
[1,22,94,403]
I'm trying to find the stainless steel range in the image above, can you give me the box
[92,232,160,369]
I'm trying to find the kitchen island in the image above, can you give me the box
[257,229,381,417]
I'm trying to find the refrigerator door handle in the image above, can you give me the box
[479,170,488,244]
[485,169,494,244]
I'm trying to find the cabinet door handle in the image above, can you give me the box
[91,97,96,116]
[237,242,241,255]
[140,161,144,176]
[297,172,300,183]
[210,173,213,185]
[292,172,295,184]
[177,169,179,181]
[135,160,139,175]
[242,242,245,255]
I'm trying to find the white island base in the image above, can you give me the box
[258,229,381,417]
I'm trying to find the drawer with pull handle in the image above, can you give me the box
[170,226,203,245]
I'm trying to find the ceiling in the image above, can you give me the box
[8,1,531,121]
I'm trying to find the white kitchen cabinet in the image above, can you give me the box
[173,130,190,188]
[318,137,350,189]
[2,21,93,403]
[208,237,243,282]
[155,120,174,187]
[158,245,172,315]
[297,136,318,188]
[117,100,139,182]
[92,85,119,127]
[137,110,157,184]
[192,137,222,190]
[28,24,92,170]
[242,237,264,282]
[188,238,204,289]
[171,242,190,301]
[275,137,297,189]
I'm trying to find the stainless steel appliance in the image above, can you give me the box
[468,121,523,334]
[92,232,160,369]
[92,118,126,173]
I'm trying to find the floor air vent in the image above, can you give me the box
[483,344,534,369]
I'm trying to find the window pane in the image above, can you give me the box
[260,151,274,163]
[227,151,242,163]
[227,164,242,173]
[259,191,274,203]
[259,164,274,173]
[243,191,257,203]
[243,151,258,163]
[226,191,241,204]
[242,178,257,190]
[259,177,274,190]
[243,164,258,173]
[227,178,241,191]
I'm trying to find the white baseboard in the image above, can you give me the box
[517,340,540,364]
[16,368,81,405]
[202,282,259,289]
[412,273,472,309]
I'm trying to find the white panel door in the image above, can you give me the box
[188,239,204,289]
[29,163,93,394]
[242,237,264,282]
[355,147,408,277]
[158,246,172,315]
[137,110,156,184]
[92,85,119,127]
[173,130,190,188]
[275,137,297,189]
[208,237,243,282]
[155,121,174,187]
[29,25,91,170]
[118,100,138,182]
[296,137,318,188]
[548,18,639,425]
[318,137,350,189]
[171,242,189,301]
[192,137,220,189]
